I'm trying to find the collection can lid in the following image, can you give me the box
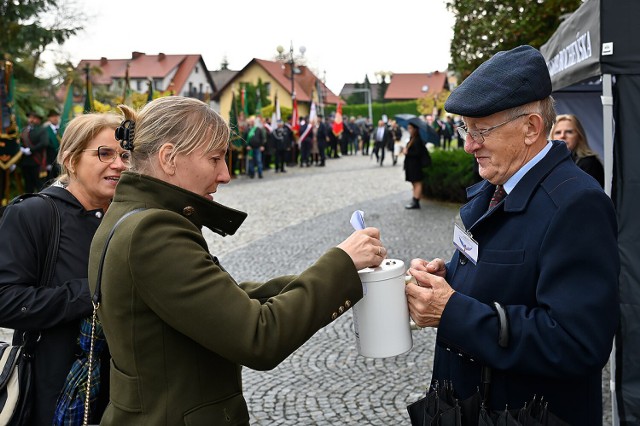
[357,259,405,283]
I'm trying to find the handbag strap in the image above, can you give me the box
[83,208,146,426]
[7,193,61,353]
[91,208,147,306]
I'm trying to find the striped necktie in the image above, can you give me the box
[488,185,507,210]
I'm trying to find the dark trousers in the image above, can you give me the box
[275,150,287,172]
[372,141,385,164]
[21,165,43,193]
[300,141,311,165]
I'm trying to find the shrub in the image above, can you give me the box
[423,149,481,203]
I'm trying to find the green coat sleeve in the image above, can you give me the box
[122,210,363,370]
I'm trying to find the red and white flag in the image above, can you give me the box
[332,102,344,136]
[291,98,300,136]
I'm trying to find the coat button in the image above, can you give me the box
[331,312,338,320]
[338,306,345,314]
[459,256,467,265]
[183,206,195,216]
[345,300,351,308]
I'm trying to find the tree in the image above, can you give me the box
[446,0,582,80]
[1,0,84,75]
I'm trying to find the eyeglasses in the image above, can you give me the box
[82,146,131,165]
[457,113,530,144]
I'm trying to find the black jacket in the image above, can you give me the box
[0,185,109,424]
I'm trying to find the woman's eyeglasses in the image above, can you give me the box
[82,146,131,165]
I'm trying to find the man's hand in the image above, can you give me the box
[405,267,455,328]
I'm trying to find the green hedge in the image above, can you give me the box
[324,100,420,122]
[423,149,481,203]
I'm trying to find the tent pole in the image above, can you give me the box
[602,74,614,197]
[602,73,618,426]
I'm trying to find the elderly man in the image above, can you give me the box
[405,45,618,425]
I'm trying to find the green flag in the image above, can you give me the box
[59,82,74,136]
[83,75,94,114]
[229,92,241,149]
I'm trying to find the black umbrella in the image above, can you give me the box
[407,381,569,426]
[404,117,439,144]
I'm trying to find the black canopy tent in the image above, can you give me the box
[541,0,640,423]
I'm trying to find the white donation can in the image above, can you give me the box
[352,259,413,358]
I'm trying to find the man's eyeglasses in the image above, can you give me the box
[457,113,530,144]
[82,146,131,165]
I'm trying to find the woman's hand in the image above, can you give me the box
[337,227,386,270]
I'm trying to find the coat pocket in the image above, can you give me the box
[183,392,250,426]
[109,359,142,413]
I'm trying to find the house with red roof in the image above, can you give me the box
[214,58,340,122]
[382,71,450,102]
[77,52,215,103]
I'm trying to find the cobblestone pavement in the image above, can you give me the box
[1,152,613,424]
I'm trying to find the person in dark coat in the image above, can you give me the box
[89,97,386,425]
[402,119,431,209]
[550,113,604,188]
[19,110,49,192]
[0,113,128,424]
[404,45,619,425]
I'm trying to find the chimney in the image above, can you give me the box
[158,53,166,61]
[100,57,108,66]
[132,51,144,60]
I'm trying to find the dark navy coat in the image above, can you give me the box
[433,141,619,425]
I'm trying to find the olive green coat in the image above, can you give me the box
[88,172,363,426]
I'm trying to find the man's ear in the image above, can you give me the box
[158,143,176,175]
[524,113,545,146]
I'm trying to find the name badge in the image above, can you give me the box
[453,223,479,264]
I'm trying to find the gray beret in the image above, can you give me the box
[445,45,552,118]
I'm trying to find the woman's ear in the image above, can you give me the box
[158,143,176,176]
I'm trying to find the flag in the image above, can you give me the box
[59,82,74,136]
[309,100,317,123]
[83,79,94,114]
[255,87,262,115]
[122,63,131,106]
[228,91,241,172]
[83,64,94,114]
[146,78,154,103]
[269,92,280,132]
[332,102,344,136]
[291,98,300,136]
[241,86,248,116]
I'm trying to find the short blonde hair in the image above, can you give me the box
[117,96,229,173]
[57,113,122,186]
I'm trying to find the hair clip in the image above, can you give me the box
[115,119,135,151]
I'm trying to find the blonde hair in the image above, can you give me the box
[550,114,597,160]
[117,96,229,173]
[56,113,122,186]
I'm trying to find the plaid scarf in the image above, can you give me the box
[52,316,106,426]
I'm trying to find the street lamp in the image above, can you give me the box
[375,71,393,121]
[276,43,306,106]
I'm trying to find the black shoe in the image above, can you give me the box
[258,174,263,179]
[405,199,420,209]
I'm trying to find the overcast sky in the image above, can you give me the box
[44,0,455,94]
